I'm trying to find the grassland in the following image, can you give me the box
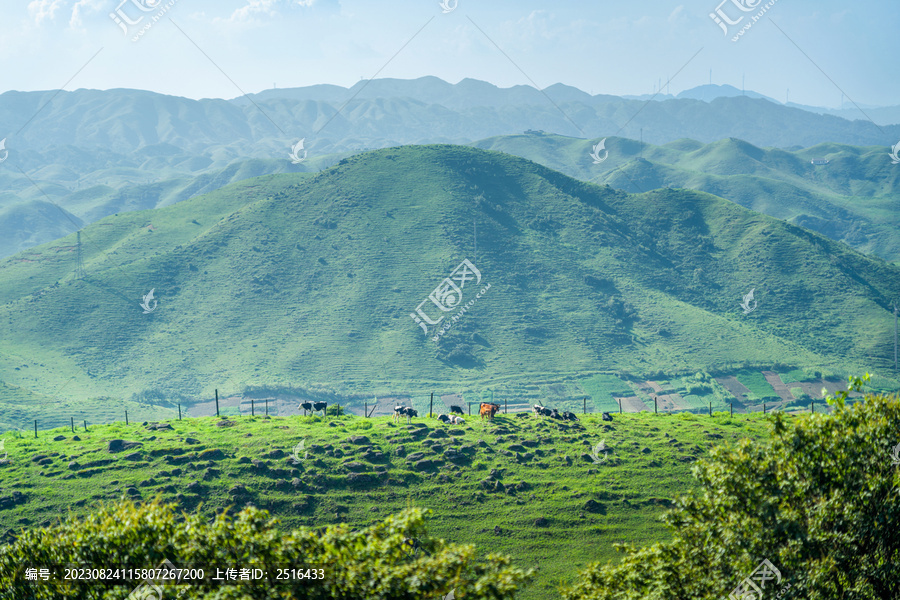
[0,145,898,428]
[0,410,775,599]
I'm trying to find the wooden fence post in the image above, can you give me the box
[583,397,586,415]
[34,420,37,438]
[654,396,658,414]
[215,389,220,417]
[730,403,733,417]
[763,402,766,415]
[251,397,255,417]
[83,420,87,432]
[178,404,182,420]
[265,398,268,416]
[365,402,368,418]
[618,398,622,414]
[70,417,74,433]
[708,402,712,416]
[125,411,128,425]
[429,392,433,418]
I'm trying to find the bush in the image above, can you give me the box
[0,502,531,600]
[562,374,900,600]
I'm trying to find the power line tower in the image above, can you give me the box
[75,230,85,280]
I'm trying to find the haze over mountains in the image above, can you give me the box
[2,77,899,262]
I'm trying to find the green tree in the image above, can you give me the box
[563,374,900,600]
[0,501,531,600]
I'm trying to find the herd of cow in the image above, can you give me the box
[300,399,615,423]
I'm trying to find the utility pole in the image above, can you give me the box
[893,301,898,373]
[75,231,85,279]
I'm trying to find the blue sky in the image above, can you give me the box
[1,0,896,108]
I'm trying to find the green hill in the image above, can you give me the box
[0,409,772,599]
[0,145,898,422]
[473,134,900,262]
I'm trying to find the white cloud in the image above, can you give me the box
[228,0,316,23]
[70,0,104,29]
[28,0,64,24]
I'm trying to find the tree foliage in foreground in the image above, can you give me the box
[563,375,900,600]
[0,501,531,599]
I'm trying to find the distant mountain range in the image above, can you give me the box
[1,146,897,409]
[1,77,899,261]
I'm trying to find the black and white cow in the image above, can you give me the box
[533,405,553,417]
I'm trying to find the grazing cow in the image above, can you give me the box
[449,405,464,415]
[312,401,328,416]
[533,405,553,418]
[450,415,465,425]
[602,412,613,422]
[562,411,579,421]
[400,407,418,424]
[436,414,451,424]
[479,403,500,421]
[550,409,561,419]
[392,405,407,423]
[299,401,313,416]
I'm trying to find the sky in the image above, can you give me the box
[0,0,897,109]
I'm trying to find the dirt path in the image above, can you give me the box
[615,395,648,412]
[640,381,687,411]
[762,371,795,403]
[716,376,751,404]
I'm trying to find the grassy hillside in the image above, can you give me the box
[1,145,898,423]
[473,134,900,262]
[0,410,772,599]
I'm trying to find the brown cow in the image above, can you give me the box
[479,403,500,420]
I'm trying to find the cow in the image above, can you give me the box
[550,409,561,419]
[312,401,328,416]
[299,401,313,416]
[449,405,464,415]
[392,405,407,423]
[533,405,553,418]
[399,407,418,424]
[480,403,500,421]
[450,415,465,425]
[562,411,579,421]
[602,412,613,422]
[436,414,451,424]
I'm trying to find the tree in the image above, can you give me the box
[0,501,532,600]
[563,374,900,600]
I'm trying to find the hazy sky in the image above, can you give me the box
[1,0,896,108]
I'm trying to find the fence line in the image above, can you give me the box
[6,391,835,437]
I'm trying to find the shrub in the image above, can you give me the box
[561,374,900,600]
[0,501,531,600]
